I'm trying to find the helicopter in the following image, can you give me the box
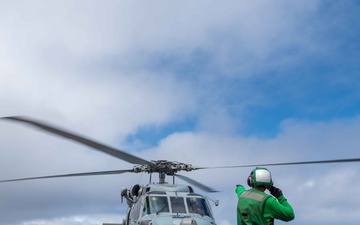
[1,116,360,225]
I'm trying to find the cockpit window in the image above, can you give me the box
[186,197,211,217]
[148,196,169,214]
[146,195,212,217]
[170,197,186,213]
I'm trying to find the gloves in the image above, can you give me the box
[269,186,283,199]
[236,185,245,195]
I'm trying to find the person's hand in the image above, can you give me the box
[235,184,245,194]
[269,186,283,198]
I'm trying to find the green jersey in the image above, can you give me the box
[236,186,295,225]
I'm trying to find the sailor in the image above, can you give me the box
[236,167,295,225]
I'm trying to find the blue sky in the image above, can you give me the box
[0,1,360,225]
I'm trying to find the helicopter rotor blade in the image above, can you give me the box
[1,116,154,166]
[175,174,218,193]
[194,157,360,170]
[0,169,134,183]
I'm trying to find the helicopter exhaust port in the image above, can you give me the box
[130,184,142,198]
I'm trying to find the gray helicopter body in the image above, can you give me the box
[120,183,216,225]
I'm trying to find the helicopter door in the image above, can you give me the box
[129,199,143,224]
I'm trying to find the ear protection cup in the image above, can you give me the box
[247,171,254,187]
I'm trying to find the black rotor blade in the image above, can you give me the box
[176,174,218,193]
[2,116,154,166]
[0,169,134,183]
[194,157,360,170]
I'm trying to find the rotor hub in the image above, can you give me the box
[132,160,194,175]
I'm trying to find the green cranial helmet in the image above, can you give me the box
[250,167,273,187]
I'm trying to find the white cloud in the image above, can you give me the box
[0,0,327,80]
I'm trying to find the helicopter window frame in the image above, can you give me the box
[145,195,150,215]
[169,196,187,214]
[186,197,212,217]
[147,195,170,215]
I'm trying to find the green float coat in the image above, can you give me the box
[236,186,295,225]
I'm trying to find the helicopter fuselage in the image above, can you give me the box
[119,183,216,225]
